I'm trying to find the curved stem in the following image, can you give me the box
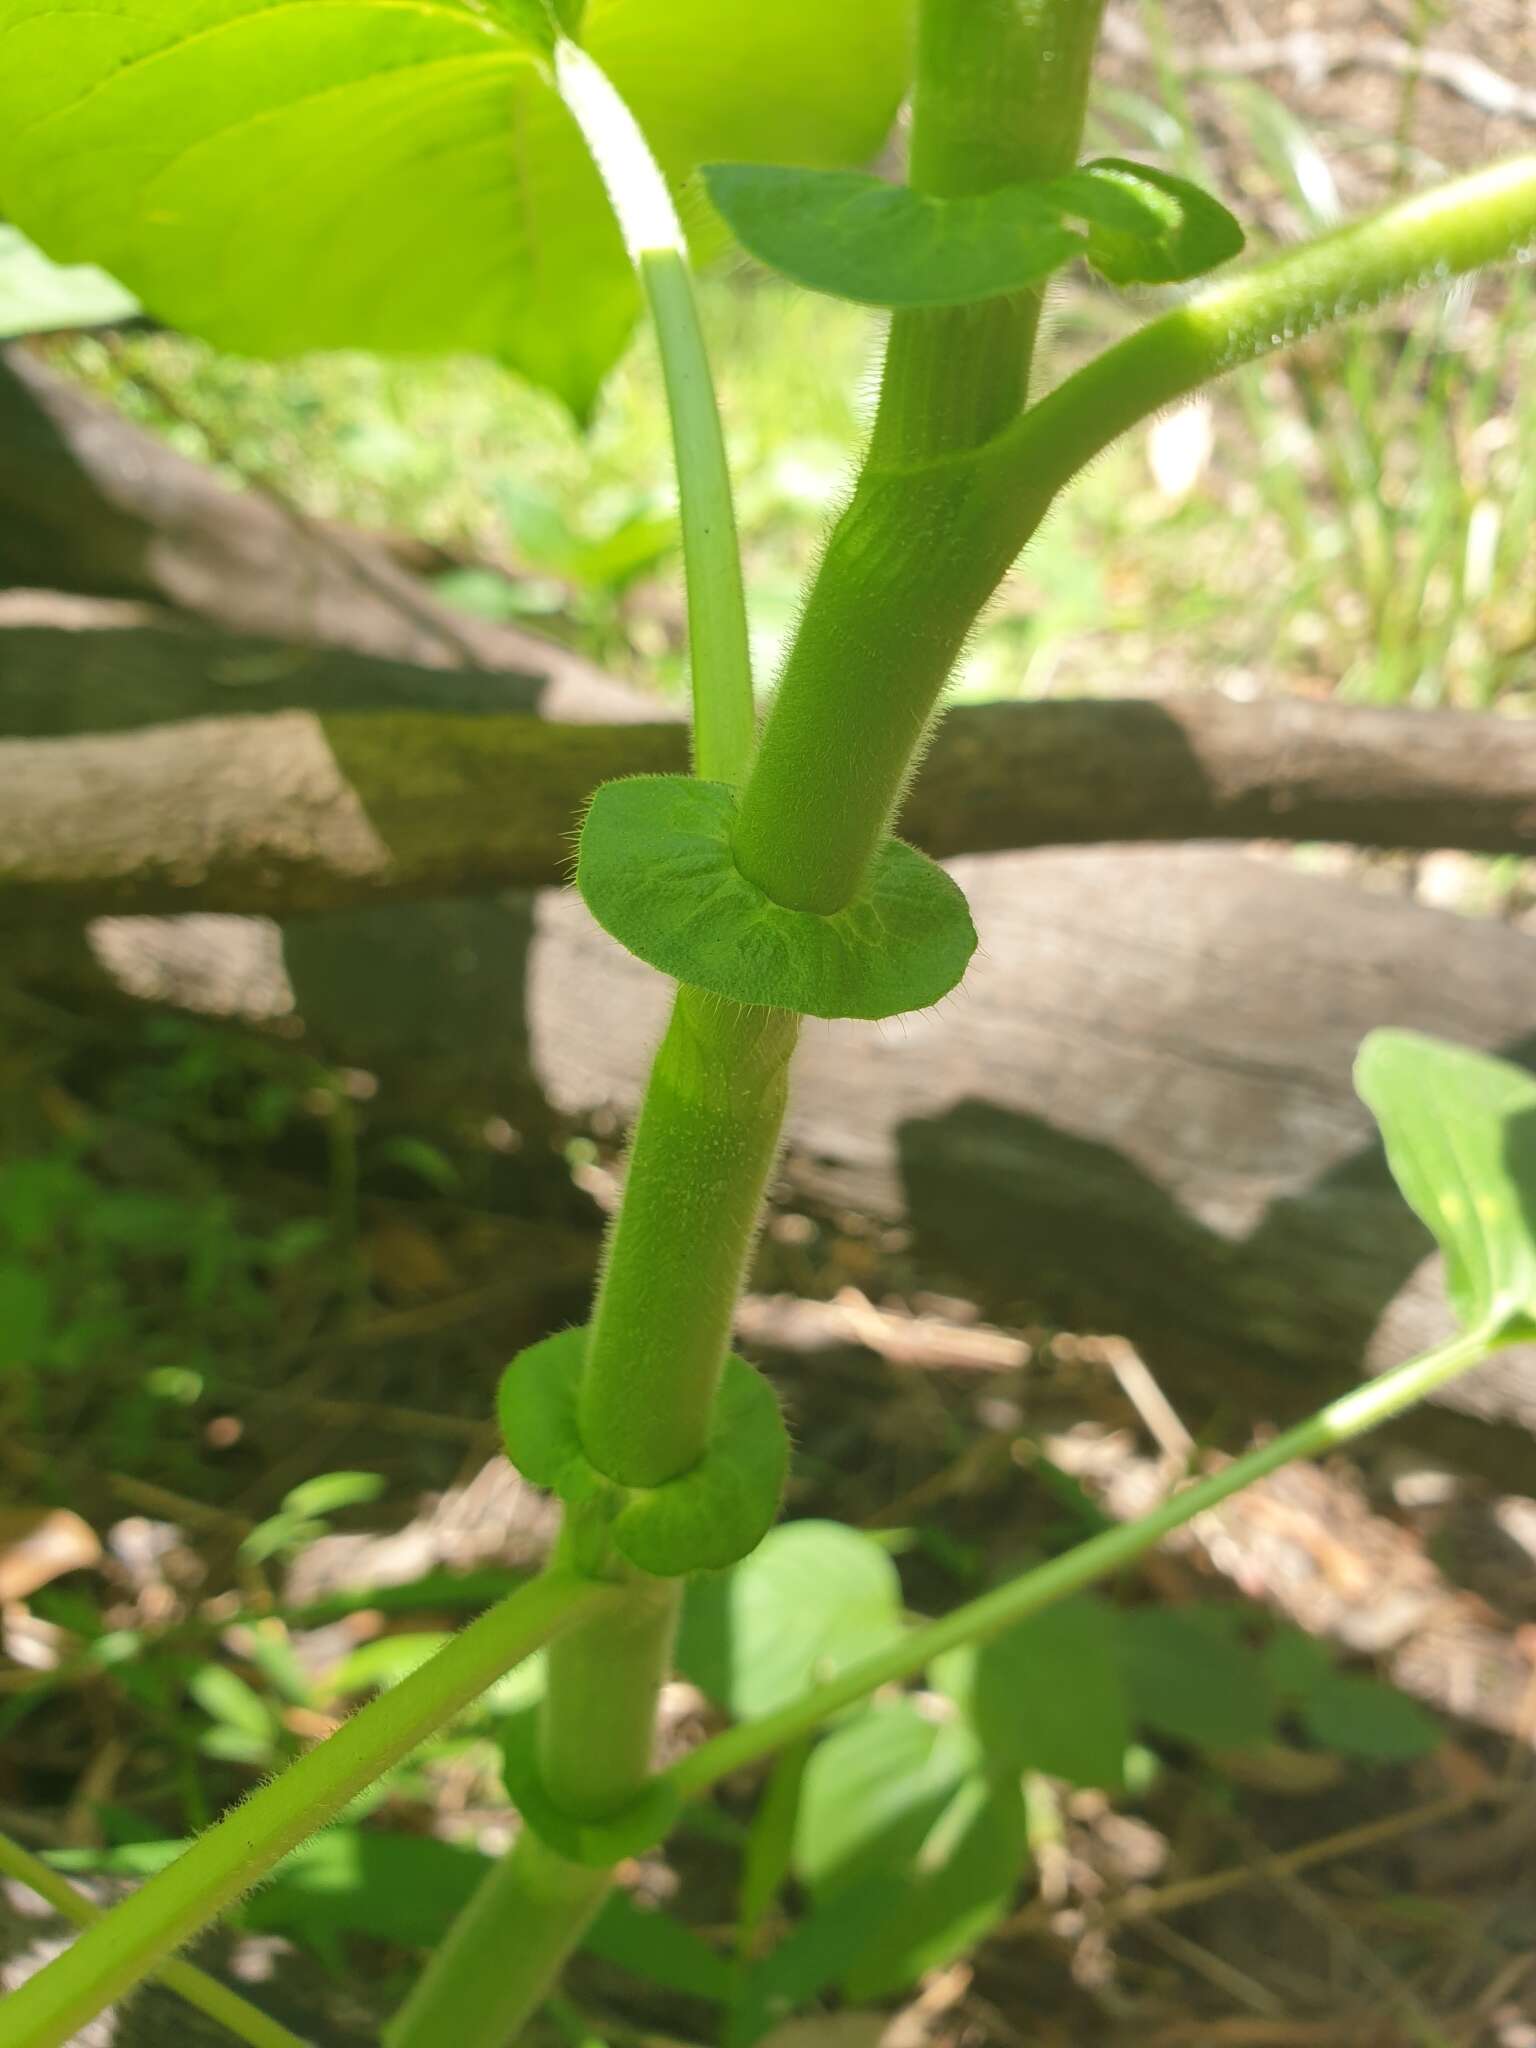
[666,1325,1496,1797]
[553,39,755,787]
[731,151,1536,916]
[1,1572,614,2048]
[0,1831,310,2048]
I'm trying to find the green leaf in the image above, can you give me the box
[794,1702,970,1899]
[676,1521,907,1721]
[281,1470,387,1519]
[187,1663,280,1748]
[729,1875,905,2048]
[0,0,911,415]
[702,166,1083,308]
[1049,159,1245,285]
[1356,1031,1536,1343]
[701,155,1241,310]
[1261,1626,1333,1704]
[932,1594,1131,1789]
[1119,1608,1276,1752]
[1301,1675,1441,1763]
[0,223,138,338]
[577,776,975,1020]
[794,1712,1026,2003]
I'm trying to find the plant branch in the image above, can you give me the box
[552,38,755,787]
[731,153,1536,916]
[0,1832,309,2048]
[0,1572,615,2048]
[665,1324,1497,1796]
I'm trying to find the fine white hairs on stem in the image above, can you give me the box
[554,38,685,260]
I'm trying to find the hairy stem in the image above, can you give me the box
[871,0,1109,465]
[732,0,1108,911]
[0,1832,309,2048]
[0,1573,612,2048]
[732,152,1536,915]
[667,1325,1497,1795]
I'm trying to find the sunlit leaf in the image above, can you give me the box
[703,165,1082,307]
[676,1521,906,1720]
[1355,1030,1536,1342]
[1050,158,1244,284]
[932,1594,1131,1789]
[0,0,911,414]
[702,154,1242,308]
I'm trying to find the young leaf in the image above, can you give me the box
[931,1594,1131,1790]
[702,156,1242,310]
[0,0,911,415]
[702,166,1084,308]
[676,1521,906,1721]
[1356,1031,1536,1343]
[1119,1608,1276,1752]
[1047,158,1245,285]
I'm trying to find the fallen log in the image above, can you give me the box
[3,612,1534,918]
[525,844,1536,1488]
[83,846,1536,1489]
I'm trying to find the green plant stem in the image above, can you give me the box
[392,993,795,2047]
[382,1831,611,2048]
[665,1325,1496,1796]
[0,1831,310,2048]
[640,249,756,786]
[731,152,1536,914]
[578,991,798,1487]
[553,38,755,787]
[732,0,1108,912]
[0,1572,612,2048]
[870,0,1108,465]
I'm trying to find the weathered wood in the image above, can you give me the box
[0,346,647,719]
[85,846,1536,1479]
[3,613,1534,918]
[525,846,1536,1486]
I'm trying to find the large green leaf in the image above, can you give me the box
[1355,1030,1536,1343]
[0,0,911,414]
[702,155,1242,308]
[676,1520,907,1721]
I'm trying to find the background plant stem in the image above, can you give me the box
[0,1830,310,2048]
[0,1572,611,2048]
[666,1324,1497,1796]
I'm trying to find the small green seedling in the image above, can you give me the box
[1,3,1534,2043]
